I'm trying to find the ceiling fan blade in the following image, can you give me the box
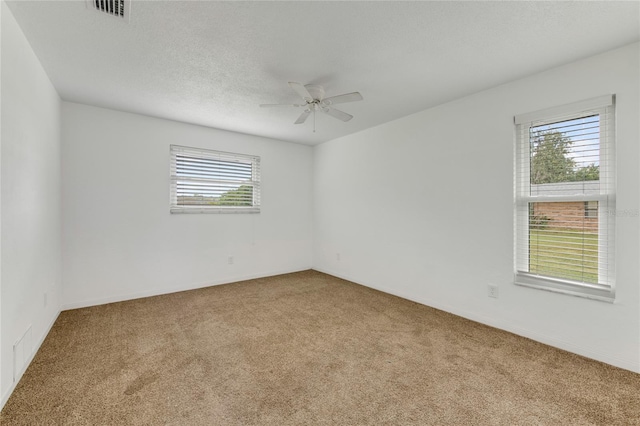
[322,107,353,122]
[260,103,304,108]
[288,82,314,102]
[295,110,311,124]
[322,92,363,106]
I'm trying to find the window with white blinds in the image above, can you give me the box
[514,95,615,301]
[170,145,260,214]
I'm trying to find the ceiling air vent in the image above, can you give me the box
[87,0,131,22]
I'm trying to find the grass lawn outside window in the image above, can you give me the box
[529,228,598,284]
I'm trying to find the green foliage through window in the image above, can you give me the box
[530,130,599,184]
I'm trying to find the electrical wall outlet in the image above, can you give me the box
[228,256,234,265]
[336,253,341,261]
[488,284,499,298]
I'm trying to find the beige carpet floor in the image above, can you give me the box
[1,270,639,425]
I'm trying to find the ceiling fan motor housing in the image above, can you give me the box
[304,85,325,102]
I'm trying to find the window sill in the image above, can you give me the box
[170,207,260,214]
[514,272,614,303]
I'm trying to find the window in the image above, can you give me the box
[514,95,615,301]
[584,201,598,219]
[170,145,260,214]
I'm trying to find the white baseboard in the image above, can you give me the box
[1,309,62,411]
[62,267,313,311]
[313,267,640,374]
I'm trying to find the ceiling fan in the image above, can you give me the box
[260,82,363,130]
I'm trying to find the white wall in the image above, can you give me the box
[62,102,313,308]
[1,1,62,405]
[313,43,640,373]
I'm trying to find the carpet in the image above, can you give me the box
[1,270,639,425]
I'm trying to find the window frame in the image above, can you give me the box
[514,95,615,302]
[169,145,261,214]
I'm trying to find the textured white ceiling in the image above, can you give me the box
[6,1,640,145]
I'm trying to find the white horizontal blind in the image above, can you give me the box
[170,145,260,214]
[515,96,615,300]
